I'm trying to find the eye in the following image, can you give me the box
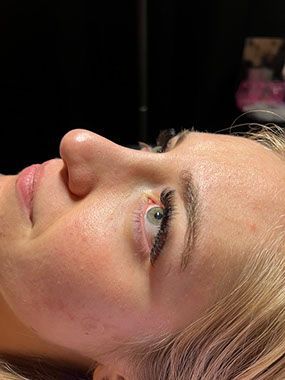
[147,189,175,265]
[132,189,175,265]
[146,206,164,226]
[144,205,164,244]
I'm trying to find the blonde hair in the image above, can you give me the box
[0,353,95,379]
[122,221,285,379]
[1,121,285,379]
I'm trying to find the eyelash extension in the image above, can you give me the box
[150,188,176,266]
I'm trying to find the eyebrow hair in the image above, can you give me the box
[167,130,201,272]
[178,171,200,272]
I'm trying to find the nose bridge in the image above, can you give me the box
[93,140,168,188]
[60,129,168,197]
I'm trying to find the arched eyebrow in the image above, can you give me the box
[178,171,200,272]
[166,130,201,272]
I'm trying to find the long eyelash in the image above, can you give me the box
[156,128,177,153]
[150,188,176,266]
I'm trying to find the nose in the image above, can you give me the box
[59,129,166,197]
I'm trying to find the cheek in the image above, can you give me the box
[1,218,150,351]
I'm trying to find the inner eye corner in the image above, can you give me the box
[146,192,161,206]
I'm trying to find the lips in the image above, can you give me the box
[16,164,42,222]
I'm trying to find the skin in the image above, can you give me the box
[0,129,284,379]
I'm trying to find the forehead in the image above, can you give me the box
[179,130,285,200]
[175,131,284,170]
[175,129,285,248]
[157,132,285,323]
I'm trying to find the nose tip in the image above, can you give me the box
[59,129,94,160]
[59,129,98,197]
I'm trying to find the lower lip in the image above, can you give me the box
[16,164,42,221]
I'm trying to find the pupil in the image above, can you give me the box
[155,210,163,220]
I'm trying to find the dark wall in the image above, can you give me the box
[147,0,285,142]
[1,1,138,173]
[1,0,285,173]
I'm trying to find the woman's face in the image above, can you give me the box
[0,129,284,359]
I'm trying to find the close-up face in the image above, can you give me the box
[0,129,284,361]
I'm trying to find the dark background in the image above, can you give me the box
[1,0,285,173]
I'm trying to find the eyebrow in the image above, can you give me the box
[167,131,201,272]
[178,171,200,272]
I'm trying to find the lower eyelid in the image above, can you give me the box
[132,199,154,261]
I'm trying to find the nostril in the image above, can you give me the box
[59,162,75,198]
[59,162,86,199]
[65,165,96,198]
[59,162,69,186]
